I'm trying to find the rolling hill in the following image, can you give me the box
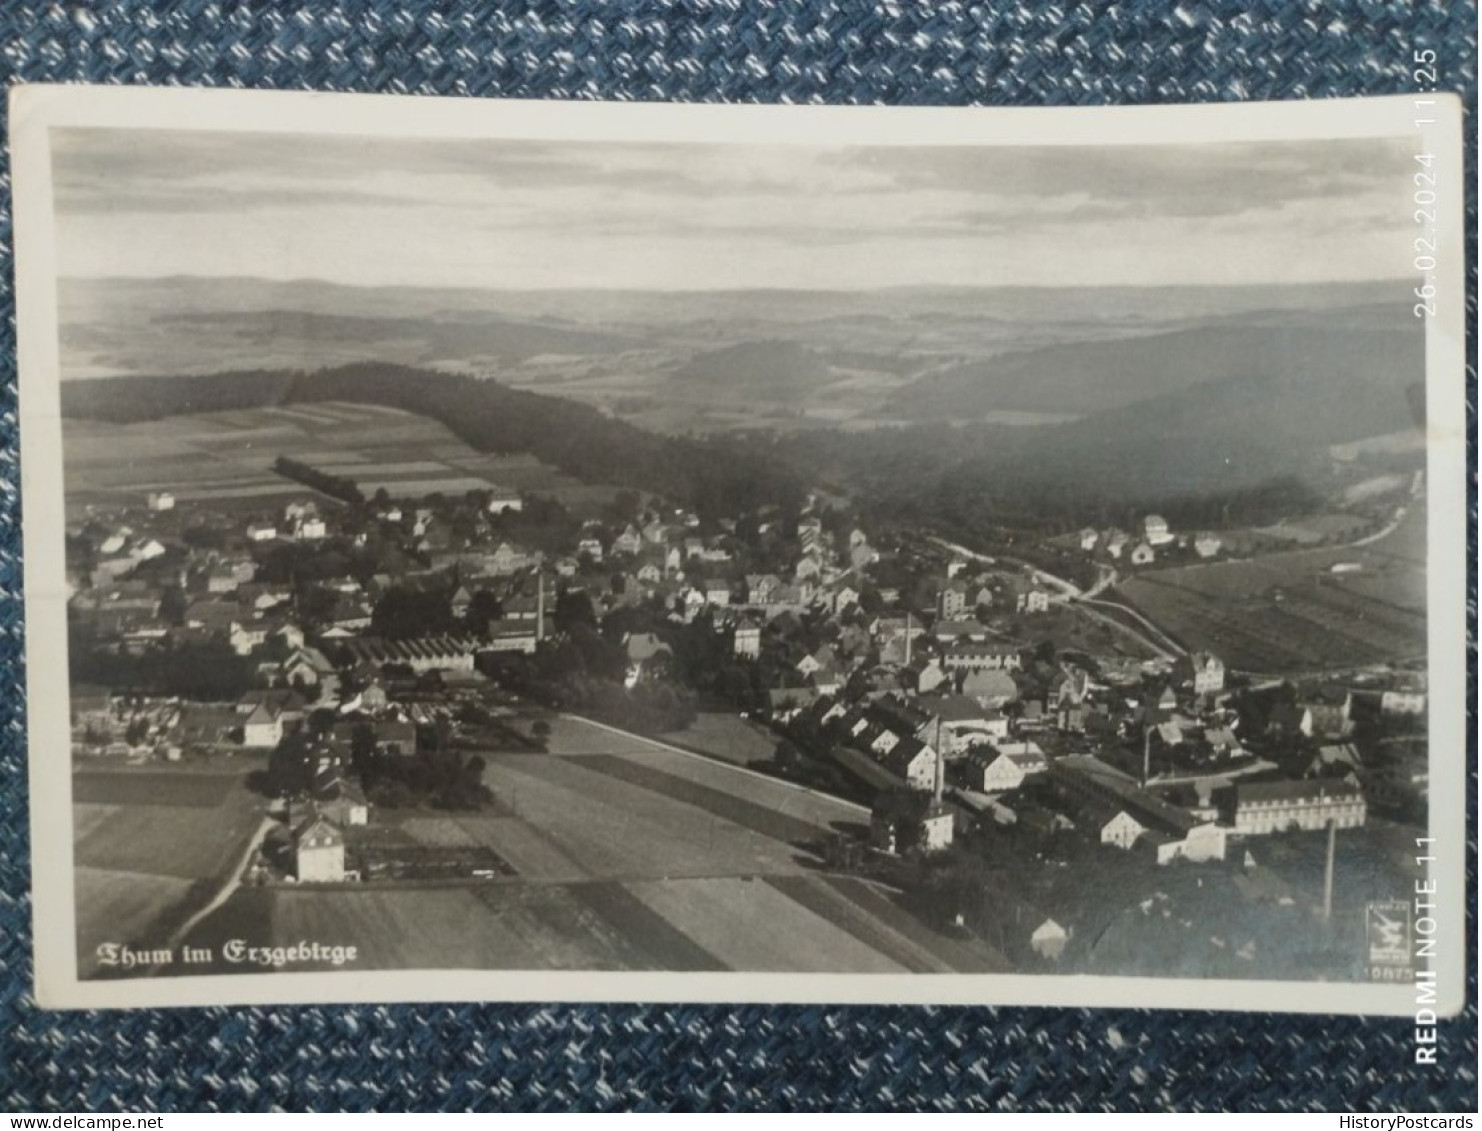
[882,307,1424,420]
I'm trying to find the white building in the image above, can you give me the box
[1144,514,1174,546]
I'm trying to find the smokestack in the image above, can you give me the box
[1142,722,1151,789]
[1322,819,1337,922]
[933,718,944,805]
[905,612,912,667]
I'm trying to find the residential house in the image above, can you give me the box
[746,573,783,606]
[733,622,762,659]
[449,586,473,620]
[315,773,369,827]
[1299,684,1353,737]
[967,745,1047,792]
[488,542,532,576]
[624,632,672,686]
[1051,756,1227,863]
[914,658,948,695]
[241,702,283,748]
[811,666,844,697]
[1202,725,1245,758]
[1380,689,1426,715]
[486,488,523,514]
[1129,542,1156,566]
[1194,533,1222,559]
[1307,743,1362,779]
[272,622,306,652]
[939,580,969,619]
[205,566,241,594]
[1181,652,1226,696]
[832,584,861,613]
[869,789,953,854]
[1016,586,1050,614]
[183,599,239,636]
[246,522,277,543]
[961,668,1020,707]
[1030,918,1070,961]
[611,525,644,558]
[1100,809,1147,850]
[70,684,114,732]
[932,619,989,645]
[230,620,269,657]
[1144,514,1174,546]
[295,515,328,540]
[282,646,340,699]
[146,491,175,511]
[293,812,346,882]
[882,737,940,792]
[357,679,390,712]
[1078,528,1099,552]
[919,694,1006,754]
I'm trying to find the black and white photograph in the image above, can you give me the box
[13,85,1466,1013]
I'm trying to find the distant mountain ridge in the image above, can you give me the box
[884,308,1423,420]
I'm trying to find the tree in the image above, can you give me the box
[465,590,504,633]
[266,733,315,796]
[554,589,596,634]
[372,586,455,639]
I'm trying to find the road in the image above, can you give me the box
[928,534,1180,659]
[167,814,275,954]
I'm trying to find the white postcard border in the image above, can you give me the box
[11,83,1468,1015]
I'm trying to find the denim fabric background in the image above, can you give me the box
[0,0,1475,1113]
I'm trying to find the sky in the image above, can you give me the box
[51,127,1418,291]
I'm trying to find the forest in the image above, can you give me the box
[61,358,1348,540]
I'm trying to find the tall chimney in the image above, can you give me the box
[1322,819,1337,922]
[933,718,944,805]
[905,612,912,667]
[536,572,545,644]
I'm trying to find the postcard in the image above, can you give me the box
[11,83,1467,1015]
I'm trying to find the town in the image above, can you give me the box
[67,410,1430,978]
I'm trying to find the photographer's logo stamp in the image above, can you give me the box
[1366,900,1412,982]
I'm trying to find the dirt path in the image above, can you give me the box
[167,815,275,951]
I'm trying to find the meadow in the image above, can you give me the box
[164,718,998,977]
[73,764,266,978]
[1116,503,1426,672]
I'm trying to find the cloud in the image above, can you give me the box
[50,126,1418,290]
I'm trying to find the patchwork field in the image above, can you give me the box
[1117,503,1426,673]
[63,401,618,517]
[73,765,267,977]
[165,717,1004,977]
